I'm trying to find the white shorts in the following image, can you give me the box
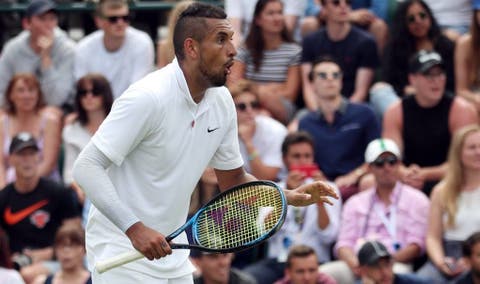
[92,268,194,284]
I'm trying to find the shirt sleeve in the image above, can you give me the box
[358,35,379,69]
[91,88,156,166]
[334,196,361,255]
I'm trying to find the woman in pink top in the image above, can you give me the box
[0,73,62,188]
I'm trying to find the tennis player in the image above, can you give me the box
[73,3,338,283]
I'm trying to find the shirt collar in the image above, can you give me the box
[316,97,348,120]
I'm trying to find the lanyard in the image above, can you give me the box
[374,203,397,241]
[362,186,403,251]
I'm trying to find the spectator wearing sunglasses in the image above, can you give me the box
[230,79,287,182]
[417,125,480,283]
[301,0,379,110]
[296,56,380,201]
[369,0,456,119]
[62,73,113,224]
[0,0,76,110]
[383,50,478,197]
[74,0,154,100]
[320,138,430,284]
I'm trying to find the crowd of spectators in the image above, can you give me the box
[0,0,480,283]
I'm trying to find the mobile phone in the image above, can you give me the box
[290,164,319,178]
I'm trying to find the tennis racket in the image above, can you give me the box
[95,180,287,273]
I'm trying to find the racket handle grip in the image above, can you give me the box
[95,250,143,273]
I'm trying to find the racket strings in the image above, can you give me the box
[195,185,284,249]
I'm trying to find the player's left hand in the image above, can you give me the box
[285,181,338,207]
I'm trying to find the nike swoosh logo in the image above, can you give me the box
[4,199,49,225]
[207,127,220,133]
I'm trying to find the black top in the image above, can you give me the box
[301,26,379,98]
[0,178,80,253]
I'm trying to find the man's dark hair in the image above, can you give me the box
[286,244,317,268]
[463,231,480,257]
[281,131,315,157]
[173,2,227,61]
[308,55,341,81]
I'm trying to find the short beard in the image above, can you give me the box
[199,59,226,87]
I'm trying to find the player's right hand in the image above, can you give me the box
[125,222,172,260]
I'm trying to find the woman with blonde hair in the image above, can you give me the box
[156,1,195,68]
[418,124,480,283]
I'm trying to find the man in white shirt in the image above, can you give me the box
[73,3,338,283]
[74,0,154,99]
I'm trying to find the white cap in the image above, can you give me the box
[364,138,401,163]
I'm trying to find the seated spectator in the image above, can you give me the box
[0,0,76,109]
[349,0,389,53]
[320,138,430,283]
[383,50,478,196]
[301,0,379,109]
[229,0,302,124]
[226,0,306,47]
[0,228,24,284]
[230,80,287,181]
[191,252,256,284]
[0,74,62,188]
[423,0,471,41]
[357,240,430,284]
[455,231,480,284]
[32,223,91,284]
[62,74,113,223]
[417,125,480,283]
[74,0,154,99]
[243,131,341,283]
[455,1,480,113]
[370,0,456,118]
[156,1,194,69]
[274,244,336,284]
[297,56,380,200]
[0,132,80,283]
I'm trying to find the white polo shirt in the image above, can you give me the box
[87,59,244,278]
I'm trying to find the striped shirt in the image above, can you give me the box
[236,42,301,83]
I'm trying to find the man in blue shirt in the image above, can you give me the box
[298,55,379,201]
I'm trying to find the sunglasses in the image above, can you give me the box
[105,14,131,24]
[330,0,351,6]
[371,156,399,167]
[236,101,260,111]
[315,71,342,80]
[407,12,428,24]
[78,88,102,97]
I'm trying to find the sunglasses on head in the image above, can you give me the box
[407,12,428,24]
[371,156,399,167]
[315,71,342,80]
[236,101,260,111]
[105,14,131,24]
[330,0,351,6]
[78,88,102,97]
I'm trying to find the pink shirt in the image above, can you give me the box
[335,182,430,255]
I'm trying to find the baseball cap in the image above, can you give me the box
[408,50,444,74]
[364,138,401,163]
[358,241,391,266]
[474,0,480,10]
[25,0,57,18]
[9,132,39,154]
